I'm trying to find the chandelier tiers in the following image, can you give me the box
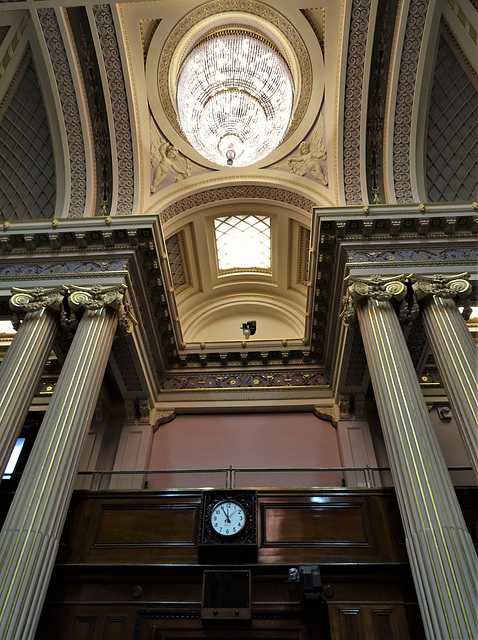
[175,27,295,168]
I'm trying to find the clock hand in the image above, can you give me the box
[221,506,231,523]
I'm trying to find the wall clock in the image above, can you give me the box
[198,491,257,563]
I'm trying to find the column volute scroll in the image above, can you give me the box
[68,284,137,336]
[412,272,472,315]
[341,274,408,327]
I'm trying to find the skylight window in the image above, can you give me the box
[214,215,271,272]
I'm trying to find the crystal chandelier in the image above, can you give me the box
[175,28,295,167]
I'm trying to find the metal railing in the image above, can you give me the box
[72,465,476,491]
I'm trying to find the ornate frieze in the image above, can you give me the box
[160,371,329,390]
[0,260,129,277]
[38,9,87,218]
[347,247,478,263]
[392,0,429,203]
[160,186,315,224]
[343,0,372,205]
[93,5,134,215]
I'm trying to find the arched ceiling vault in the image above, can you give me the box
[0,0,476,402]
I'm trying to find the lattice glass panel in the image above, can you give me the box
[214,215,271,272]
[166,233,186,290]
[426,35,477,202]
[0,26,9,48]
[0,57,55,221]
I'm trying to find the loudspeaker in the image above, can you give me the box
[201,570,251,621]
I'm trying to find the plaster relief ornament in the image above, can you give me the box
[274,114,328,186]
[150,118,202,192]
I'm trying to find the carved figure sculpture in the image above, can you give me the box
[274,114,328,185]
[150,118,200,192]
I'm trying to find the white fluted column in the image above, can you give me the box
[0,284,134,640]
[413,274,478,476]
[346,276,478,640]
[0,287,65,478]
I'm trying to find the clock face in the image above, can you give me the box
[210,501,246,537]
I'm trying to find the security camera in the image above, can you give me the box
[241,321,256,339]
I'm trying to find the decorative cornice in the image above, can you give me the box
[38,8,87,218]
[93,5,134,216]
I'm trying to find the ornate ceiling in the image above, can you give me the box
[0,0,476,410]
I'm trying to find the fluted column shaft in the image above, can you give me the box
[356,296,477,640]
[420,296,477,475]
[0,308,58,478]
[0,288,65,479]
[0,306,117,640]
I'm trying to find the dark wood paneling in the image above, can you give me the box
[36,564,424,640]
[258,492,406,564]
[328,604,411,640]
[94,504,198,546]
[262,503,369,545]
[6,488,476,567]
[57,492,202,564]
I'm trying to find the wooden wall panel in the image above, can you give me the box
[94,504,197,546]
[257,492,406,564]
[262,504,369,545]
[36,564,424,640]
[49,488,478,567]
[58,492,202,564]
[328,604,411,640]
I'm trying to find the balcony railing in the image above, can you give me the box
[70,465,477,491]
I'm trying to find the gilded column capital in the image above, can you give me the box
[10,286,67,314]
[9,286,67,329]
[412,273,472,318]
[68,284,138,335]
[341,275,407,326]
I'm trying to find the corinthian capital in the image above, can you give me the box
[341,275,407,326]
[68,284,138,335]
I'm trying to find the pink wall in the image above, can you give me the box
[147,412,342,489]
